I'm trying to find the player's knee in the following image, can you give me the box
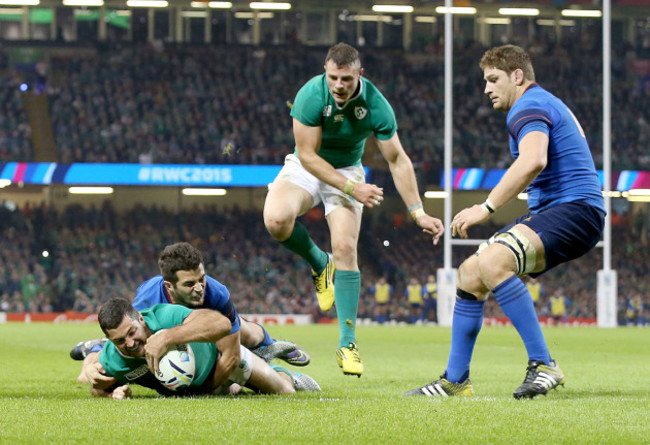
[457,259,488,298]
[263,211,293,241]
[331,238,356,263]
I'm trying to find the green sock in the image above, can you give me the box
[279,221,328,273]
[335,270,361,348]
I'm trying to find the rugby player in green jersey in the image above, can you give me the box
[91,298,320,399]
[263,43,443,377]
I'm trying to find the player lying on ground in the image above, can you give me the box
[91,298,320,399]
[76,242,310,387]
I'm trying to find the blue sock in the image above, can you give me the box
[248,321,275,348]
[445,296,485,383]
[493,275,551,364]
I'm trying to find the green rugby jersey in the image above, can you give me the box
[99,304,218,394]
[290,75,397,168]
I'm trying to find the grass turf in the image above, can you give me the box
[0,322,648,444]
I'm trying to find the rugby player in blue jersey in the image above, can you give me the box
[75,242,310,387]
[405,45,605,399]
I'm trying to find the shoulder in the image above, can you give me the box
[361,78,391,108]
[133,276,165,310]
[295,74,327,98]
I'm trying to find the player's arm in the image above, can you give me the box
[452,131,548,238]
[77,351,117,387]
[376,133,444,244]
[144,309,232,374]
[210,331,242,389]
[293,118,383,208]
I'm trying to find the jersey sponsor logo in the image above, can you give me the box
[334,114,344,122]
[354,107,367,120]
[124,364,150,381]
[322,105,332,117]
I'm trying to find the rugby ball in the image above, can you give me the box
[155,343,196,391]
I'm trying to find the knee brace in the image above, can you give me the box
[476,227,537,276]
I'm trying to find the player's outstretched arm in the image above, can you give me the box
[210,331,242,389]
[77,351,117,387]
[377,133,444,244]
[293,118,384,208]
[452,131,548,238]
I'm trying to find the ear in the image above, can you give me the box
[513,68,525,86]
[163,281,176,303]
[359,67,365,78]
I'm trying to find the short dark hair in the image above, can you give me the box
[158,242,204,284]
[479,44,536,82]
[98,298,139,336]
[325,42,361,68]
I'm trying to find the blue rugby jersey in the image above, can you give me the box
[133,275,241,334]
[506,84,605,214]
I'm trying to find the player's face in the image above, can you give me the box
[483,67,518,112]
[107,314,148,358]
[324,60,363,106]
[167,264,206,308]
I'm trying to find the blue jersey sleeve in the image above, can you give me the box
[133,276,168,311]
[507,106,551,143]
[204,276,241,334]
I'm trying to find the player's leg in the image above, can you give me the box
[327,204,364,377]
[70,338,107,360]
[244,351,321,394]
[477,224,565,399]
[263,159,333,310]
[240,317,311,366]
[404,255,486,397]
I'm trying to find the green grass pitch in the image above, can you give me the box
[0,322,648,444]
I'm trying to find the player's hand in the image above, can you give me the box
[78,360,116,388]
[451,204,490,238]
[415,214,445,245]
[111,385,132,400]
[350,182,384,208]
[144,330,170,375]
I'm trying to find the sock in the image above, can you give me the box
[279,221,328,273]
[334,270,361,348]
[248,321,275,348]
[493,275,551,364]
[445,295,485,383]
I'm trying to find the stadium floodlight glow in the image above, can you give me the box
[192,1,233,7]
[481,17,511,25]
[372,5,414,13]
[126,0,168,7]
[498,8,539,16]
[0,0,38,5]
[0,179,11,188]
[435,6,476,15]
[517,192,528,200]
[352,14,393,22]
[181,10,207,17]
[561,9,602,18]
[182,188,227,196]
[249,2,290,10]
[414,15,435,23]
[424,191,448,199]
[536,19,576,27]
[234,11,273,18]
[68,187,114,195]
[602,191,622,198]
[63,0,103,6]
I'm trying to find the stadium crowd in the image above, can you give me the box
[0,201,647,326]
[0,39,647,173]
